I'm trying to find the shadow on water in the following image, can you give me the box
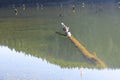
[56,31,66,36]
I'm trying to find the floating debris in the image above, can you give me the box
[22,4,25,10]
[61,22,71,37]
[59,13,63,17]
[82,2,85,7]
[61,23,107,68]
[14,8,18,15]
[72,5,75,13]
[117,2,120,8]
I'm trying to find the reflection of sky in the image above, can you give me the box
[0,46,120,80]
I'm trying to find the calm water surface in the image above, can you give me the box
[0,46,120,80]
[0,3,120,80]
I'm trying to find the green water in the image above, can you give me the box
[0,3,120,68]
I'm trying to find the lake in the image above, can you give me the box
[0,2,120,80]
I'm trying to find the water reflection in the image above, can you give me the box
[0,46,120,80]
[0,3,120,69]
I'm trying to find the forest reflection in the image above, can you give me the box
[1,3,120,68]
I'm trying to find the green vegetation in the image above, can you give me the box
[0,5,120,68]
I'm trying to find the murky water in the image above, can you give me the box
[0,3,120,79]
